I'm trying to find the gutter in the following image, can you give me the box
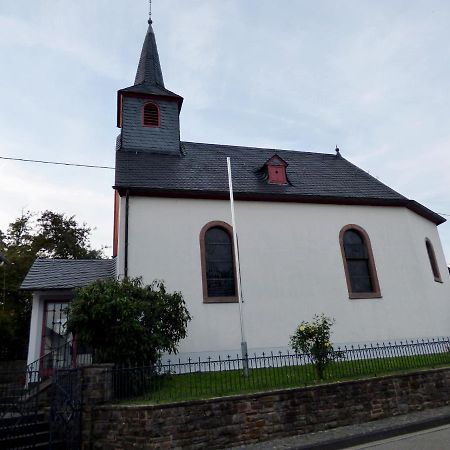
[113,187,446,226]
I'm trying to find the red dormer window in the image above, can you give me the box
[142,102,160,127]
[265,155,288,185]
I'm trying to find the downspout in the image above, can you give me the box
[124,190,130,278]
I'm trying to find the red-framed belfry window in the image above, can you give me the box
[142,102,160,127]
[40,300,74,375]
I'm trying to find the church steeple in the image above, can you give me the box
[117,13,183,155]
[134,20,165,88]
[118,16,183,102]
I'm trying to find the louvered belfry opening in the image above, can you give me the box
[143,102,160,127]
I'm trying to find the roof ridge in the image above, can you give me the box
[181,141,334,157]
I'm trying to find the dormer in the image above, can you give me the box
[264,155,288,185]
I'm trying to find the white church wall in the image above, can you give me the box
[119,196,450,358]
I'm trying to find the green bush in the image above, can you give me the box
[66,278,191,366]
[290,314,341,379]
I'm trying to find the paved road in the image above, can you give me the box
[346,424,450,450]
[233,406,450,450]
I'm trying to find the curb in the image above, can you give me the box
[235,406,450,450]
[293,414,450,450]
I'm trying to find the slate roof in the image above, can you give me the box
[119,21,183,103]
[120,84,182,100]
[115,142,406,200]
[21,259,116,291]
[114,142,444,225]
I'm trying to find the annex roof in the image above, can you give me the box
[21,258,116,291]
[114,142,444,225]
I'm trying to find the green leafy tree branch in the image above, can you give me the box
[0,210,104,360]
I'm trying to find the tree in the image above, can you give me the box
[0,210,104,360]
[31,211,103,259]
[290,314,342,379]
[66,278,192,366]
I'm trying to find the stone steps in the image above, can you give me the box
[0,411,51,449]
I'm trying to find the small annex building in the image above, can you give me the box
[22,259,115,365]
[23,15,450,365]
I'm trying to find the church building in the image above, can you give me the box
[22,15,450,365]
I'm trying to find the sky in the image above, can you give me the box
[0,0,449,261]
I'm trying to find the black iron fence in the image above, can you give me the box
[0,339,91,449]
[111,337,450,404]
[24,339,92,387]
[49,367,83,450]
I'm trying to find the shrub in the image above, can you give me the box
[290,314,341,379]
[66,278,191,366]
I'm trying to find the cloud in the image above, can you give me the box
[0,160,113,255]
[0,13,125,81]
[1,0,449,263]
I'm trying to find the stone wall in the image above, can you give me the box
[80,364,114,448]
[84,367,450,449]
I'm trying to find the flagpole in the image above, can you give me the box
[227,157,249,376]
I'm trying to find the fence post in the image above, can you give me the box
[80,364,114,449]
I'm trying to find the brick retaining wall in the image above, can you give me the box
[84,367,450,449]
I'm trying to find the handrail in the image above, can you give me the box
[25,338,76,387]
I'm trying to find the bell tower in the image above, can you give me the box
[116,14,183,155]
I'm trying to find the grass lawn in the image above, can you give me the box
[115,350,450,405]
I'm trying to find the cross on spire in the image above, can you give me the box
[148,0,152,24]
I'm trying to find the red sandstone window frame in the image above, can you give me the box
[199,221,238,304]
[425,238,442,283]
[339,224,382,299]
[142,102,160,128]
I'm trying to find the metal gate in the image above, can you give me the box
[49,368,82,450]
[0,368,48,449]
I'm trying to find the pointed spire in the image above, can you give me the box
[134,19,165,87]
[118,7,183,112]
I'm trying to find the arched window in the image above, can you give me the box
[339,225,381,299]
[200,221,237,303]
[142,102,160,127]
[425,238,442,282]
